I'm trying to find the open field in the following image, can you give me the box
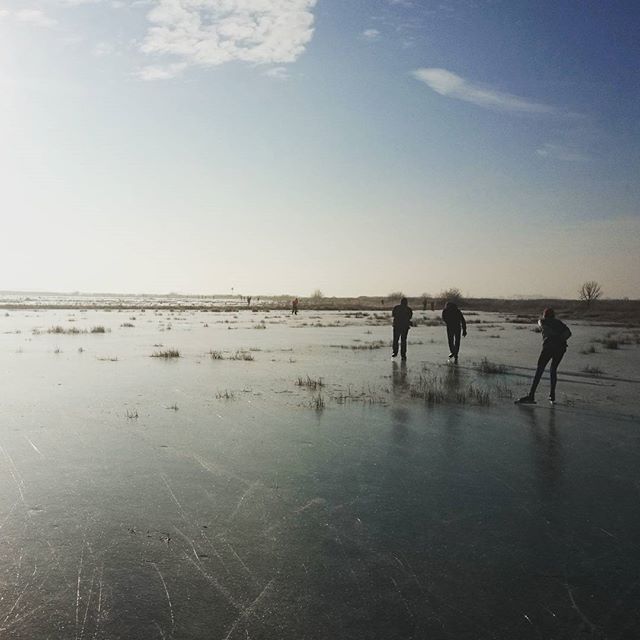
[1,292,639,326]
[1,307,639,638]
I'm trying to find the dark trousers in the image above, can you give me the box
[530,347,565,399]
[446,325,461,356]
[393,326,409,357]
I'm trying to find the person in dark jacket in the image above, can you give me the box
[442,301,467,362]
[516,308,572,404]
[392,298,413,359]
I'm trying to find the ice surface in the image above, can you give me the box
[0,309,639,638]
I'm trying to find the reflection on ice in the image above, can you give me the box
[0,308,639,638]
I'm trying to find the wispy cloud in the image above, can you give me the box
[140,0,317,77]
[263,66,289,80]
[413,68,556,114]
[93,41,116,57]
[56,0,103,5]
[136,62,187,81]
[361,28,380,41]
[536,143,590,163]
[14,9,58,28]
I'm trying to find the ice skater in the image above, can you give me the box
[442,301,466,362]
[515,308,572,405]
[391,297,413,360]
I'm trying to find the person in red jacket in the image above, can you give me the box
[516,308,572,405]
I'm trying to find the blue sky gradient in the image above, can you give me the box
[1,0,638,297]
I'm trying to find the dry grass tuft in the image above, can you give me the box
[229,351,254,361]
[311,393,325,411]
[582,365,604,377]
[151,349,180,359]
[476,358,507,374]
[296,375,325,390]
[410,373,492,406]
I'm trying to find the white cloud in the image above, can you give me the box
[263,66,289,80]
[413,67,556,114]
[140,0,316,73]
[14,9,58,28]
[536,143,590,163]
[0,9,10,19]
[361,28,380,41]
[93,41,115,56]
[136,61,188,80]
[56,0,103,5]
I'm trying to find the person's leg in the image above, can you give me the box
[529,349,553,397]
[446,325,455,355]
[392,327,400,356]
[516,349,553,403]
[549,350,565,401]
[453,327,461,357]
[400,328,408,358]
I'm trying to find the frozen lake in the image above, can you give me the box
[1,309,639,638]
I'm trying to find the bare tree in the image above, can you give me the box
[387,291,405,301]
[439,288,463,305]
[579,281,602,305]
[310,289,324,300]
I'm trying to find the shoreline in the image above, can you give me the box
[1,295,638,325]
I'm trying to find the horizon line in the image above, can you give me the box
[0,289,633,302]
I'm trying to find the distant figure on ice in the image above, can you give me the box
[292,298,299,315]
[247,296,252,307]
[516,308,572,405]
[392,297,413,360]
[442,301,467,362]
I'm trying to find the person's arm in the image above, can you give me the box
[460,310,467,336]
[561,322,572,341]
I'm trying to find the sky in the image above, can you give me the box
[1,0,638,299]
